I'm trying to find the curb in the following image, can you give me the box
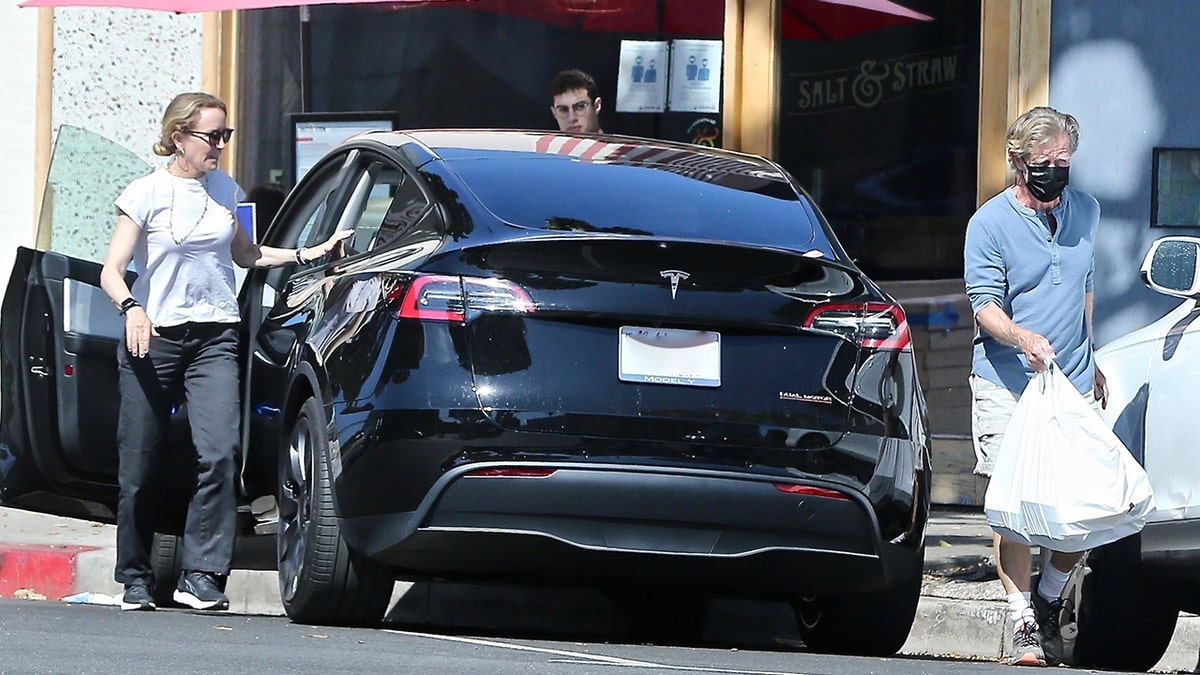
[0,544,101,601]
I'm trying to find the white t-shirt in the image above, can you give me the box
[115,168,246,327]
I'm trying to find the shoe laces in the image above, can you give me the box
[1014,620,1041,650]
[1041,598,1062,639]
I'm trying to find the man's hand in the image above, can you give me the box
[1016,330,1056,372]
[1094,364,1109,409]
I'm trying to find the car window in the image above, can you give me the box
[255,154,352,310]
[340,161,430,256]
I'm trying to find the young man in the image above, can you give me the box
[549,69,604,134]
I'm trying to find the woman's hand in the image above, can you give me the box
[124,306,158,358]
[318,229,355,257]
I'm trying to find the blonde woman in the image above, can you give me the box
[99,92,349,612]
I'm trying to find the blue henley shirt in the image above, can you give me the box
[964,185,1099,395]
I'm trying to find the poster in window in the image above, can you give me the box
[616,40,669,113]
[668,40,722,113]
[1152,148,1200,227]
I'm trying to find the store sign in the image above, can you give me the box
[785,47,965,115]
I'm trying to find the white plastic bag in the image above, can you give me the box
[983,364,1156,553]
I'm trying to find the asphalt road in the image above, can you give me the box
[0,597,1145,675]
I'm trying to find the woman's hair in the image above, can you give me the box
[154,92,227,157]
[1005,106,1080,179]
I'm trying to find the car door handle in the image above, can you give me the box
[29,365,49,378]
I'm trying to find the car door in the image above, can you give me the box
[0,247,127,520]
[0,126,156,521]
[237,142,446,497]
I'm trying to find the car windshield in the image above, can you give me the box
[441,151,832,256]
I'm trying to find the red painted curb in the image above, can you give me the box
[0,544,101,601]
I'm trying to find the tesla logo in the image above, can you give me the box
[660,270,690,299]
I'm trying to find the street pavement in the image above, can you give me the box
[0,504,1196,671]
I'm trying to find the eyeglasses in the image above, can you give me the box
[186,128,235,146]
[552,100,593,118]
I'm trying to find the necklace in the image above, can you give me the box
[169,171,210,245]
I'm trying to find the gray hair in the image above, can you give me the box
[1005,106,1080,179]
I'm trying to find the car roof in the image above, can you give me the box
[365,129,792,182]
[351,128,830,256]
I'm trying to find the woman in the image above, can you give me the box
[99,92,350,612]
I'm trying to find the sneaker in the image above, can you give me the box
[1031,591,1064,666]
[120,582,156,611]
[173,571,230,611]
[1009,619,1046,666]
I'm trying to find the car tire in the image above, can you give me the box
[277,396,394,626]
[150,531,184,606]
[1071,536,1178,671]
[791,560,922,656]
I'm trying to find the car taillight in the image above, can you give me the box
[803,302,911,350]
[396,275,535,322]
[773,483,852,500]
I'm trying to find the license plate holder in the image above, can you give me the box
[618,326,720,387]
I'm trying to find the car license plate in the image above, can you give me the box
[619,326,720,387]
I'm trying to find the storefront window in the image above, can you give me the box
[239,0,725,193]
[777,0,980,280]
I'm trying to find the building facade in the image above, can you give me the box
[15,1,1197,502]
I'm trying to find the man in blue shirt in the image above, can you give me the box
[964,106,1107,667]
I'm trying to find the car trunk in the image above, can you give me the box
[440,238,882,450]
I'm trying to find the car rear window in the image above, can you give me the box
[441,153,832,256]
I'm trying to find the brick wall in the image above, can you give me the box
[883,281,986,506]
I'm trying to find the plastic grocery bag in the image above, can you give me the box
[983,364,1155,553]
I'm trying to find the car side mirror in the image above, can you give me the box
[1142,236,1200,298]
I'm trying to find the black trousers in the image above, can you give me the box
[114,322,239,586]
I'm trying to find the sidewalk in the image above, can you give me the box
[0,504,1196,671]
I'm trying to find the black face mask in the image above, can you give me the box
[1025,164,1070,203]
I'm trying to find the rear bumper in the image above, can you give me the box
[340,464,924,596]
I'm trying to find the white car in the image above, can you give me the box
[1071,236,1200,671]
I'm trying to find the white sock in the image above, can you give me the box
[1007,592,1033,624]
[1038,563,1071,602]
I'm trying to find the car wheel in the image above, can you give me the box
[1071,536,1178,671]
[150,532,184,606]
[791,561,922,656]
[277,396,394,626]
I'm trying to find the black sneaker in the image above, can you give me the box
[1031,590,1064,666]
[173,571,230,611]
[1009,619,1046,667]
[120,582,156,611]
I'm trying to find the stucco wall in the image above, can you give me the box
[0,9,201,270]
[1051,0,1200,343]
[0,5,41,285]
[46,9,203,263]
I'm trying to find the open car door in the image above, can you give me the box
[0,247,126,520]
[0,125,153,523]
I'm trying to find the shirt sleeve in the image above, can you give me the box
[113,176,154,229]
[1085,194,1099,294]
[964,214,1005,316]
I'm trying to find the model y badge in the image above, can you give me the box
[660,270,690,299]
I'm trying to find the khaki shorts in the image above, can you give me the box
[970,373,1103,477]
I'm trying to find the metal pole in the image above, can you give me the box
[300,5,312,112]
